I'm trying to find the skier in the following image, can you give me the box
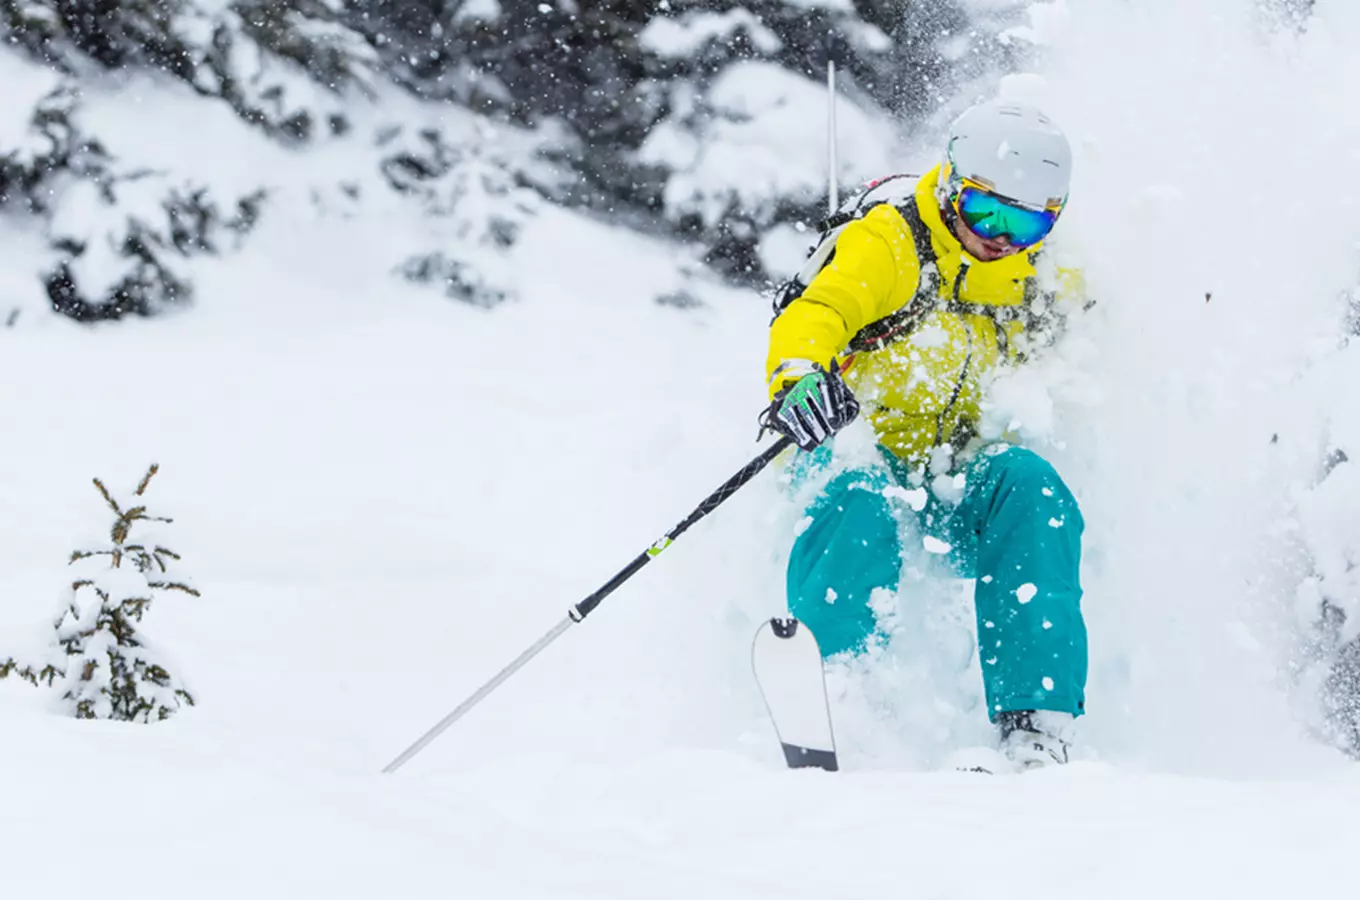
[760,99,1089,769]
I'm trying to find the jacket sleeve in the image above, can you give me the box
[765,215,902,398]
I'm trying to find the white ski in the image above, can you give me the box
[751,617,839,772]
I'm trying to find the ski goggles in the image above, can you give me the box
[953,179,1063,249]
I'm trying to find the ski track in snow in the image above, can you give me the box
[5,1,1360,896]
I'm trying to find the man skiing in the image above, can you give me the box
[761,99,1089,769]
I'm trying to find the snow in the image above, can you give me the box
[0,46,60,147]
[884,484,929,511]
[999,0,1072,45]
[844,20,893,53]
[640,10,783,57]
[923,535,953,555]
[453,0,502,23]
[636,117,701,171]
[779,0,854,11]
[644,62,897,228]
[983,0,1360,774]
[5,713,1358,897]
[49,181,129,296]
[2,0,1360,895]
[757,222,814,278]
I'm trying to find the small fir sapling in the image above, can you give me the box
[0,464,200,722]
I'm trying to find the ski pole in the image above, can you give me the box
[381,435,794,773]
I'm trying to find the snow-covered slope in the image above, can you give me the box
[5,0,1360,896]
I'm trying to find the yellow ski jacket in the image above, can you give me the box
[766,165,1079,469]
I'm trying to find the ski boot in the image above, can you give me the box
[998,710,1073,769]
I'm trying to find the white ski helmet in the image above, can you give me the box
[942,100,1072,211]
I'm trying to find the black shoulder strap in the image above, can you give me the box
[845,201,940,354]
[902,202,939,290]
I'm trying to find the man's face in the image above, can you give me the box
[951,213,1023,263]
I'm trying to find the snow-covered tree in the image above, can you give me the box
[345,0,1023,285]
[0,465,199,722]
[0,0,1029,321]
[1,0,379,141]
[383,123,541,307]
[0,0,376,321]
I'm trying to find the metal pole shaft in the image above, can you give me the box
[380,436,793,773]
[382,615,575,773]
[827,59,839,214]
[572,436,792,621]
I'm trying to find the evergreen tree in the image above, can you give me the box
[0,465,200,722]
[0,0,1025,319]
[385,124,541,306]
[343,0,1026,283]
[0,0,375,320]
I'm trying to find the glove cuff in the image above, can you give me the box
[768,358,821,399]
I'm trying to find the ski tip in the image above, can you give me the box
[781,742,839,772]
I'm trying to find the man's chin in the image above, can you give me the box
[971,244,1019,262]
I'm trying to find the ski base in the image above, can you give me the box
[752,617,839,773]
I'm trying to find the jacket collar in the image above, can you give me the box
[915,163,1047,263]
[915,164,963,255]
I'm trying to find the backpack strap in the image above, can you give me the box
[845,201,940,354]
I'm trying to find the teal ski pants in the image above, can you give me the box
[787,443,1088,720]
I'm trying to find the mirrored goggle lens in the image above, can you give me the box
[956,187,1058,248]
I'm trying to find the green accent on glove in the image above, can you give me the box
[779,370,827,417]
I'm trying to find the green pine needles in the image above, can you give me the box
[0,464,200,722]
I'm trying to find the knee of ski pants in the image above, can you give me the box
[786,466,904,658]
[963,444,1084,527]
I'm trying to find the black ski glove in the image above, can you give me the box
[761,361,860,451]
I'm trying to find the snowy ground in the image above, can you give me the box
[6,1,1360,896]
